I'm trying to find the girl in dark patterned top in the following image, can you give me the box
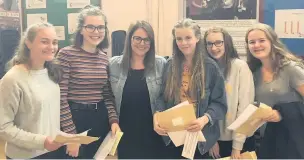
[56,5,120,159]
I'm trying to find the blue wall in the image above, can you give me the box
[262,0,304,55]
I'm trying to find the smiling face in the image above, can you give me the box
[247,29,272,60]
[81,16,105,48]
[174,27,199,57]
[26,27,58,63]
[205,32,225,60]
[131,28,151,57]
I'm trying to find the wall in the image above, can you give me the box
[17,0,182,56]
[102,0,182,57]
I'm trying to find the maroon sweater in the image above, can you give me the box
[56,46,118,134]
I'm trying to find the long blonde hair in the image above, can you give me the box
[246,23,304,75]
[164,18,206,103]
[7,22,61,83]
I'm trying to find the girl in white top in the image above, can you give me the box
[0,22,64,159]
[204,27,255,159]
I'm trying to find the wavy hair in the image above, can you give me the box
[245,23,304,76]
[164,18,206,103]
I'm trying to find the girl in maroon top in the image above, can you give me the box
[56,5,120,159]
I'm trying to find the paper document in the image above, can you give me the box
[54,130,99,145]
[168,130,205,147]
[109,131,123,156]
[182,131,199,160]
[67,13,79,34]
[156,101,206,159]
[94,131,124,160]
[67,0,90,8]
[54,26,65,40]
[155,102,196,132]
[27,14,47,27]
[167,101,190,111]
[228,103,272,136]
[217,151,257,159]
[26,0,46,9]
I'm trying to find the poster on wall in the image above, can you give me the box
[0,0,20,30]
[68,13,79,34]
[27,13,47,27]
[186,0,258,58]
[275,9,304,39]
[54,26,65,40]
[67,0,90,8]
[26,0,46,9]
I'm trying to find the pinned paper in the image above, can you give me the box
[67,13,79,34]
[67,0,90,8]
[26,0,46,9]
[27,14,47,27]
[54,26,65,40]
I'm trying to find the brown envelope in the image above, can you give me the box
[235,104,272,136]
[217,151,257,160]
[0,139,5,159]
[155,104,196,132]
[241,151,257,159]
[54,135,99,145]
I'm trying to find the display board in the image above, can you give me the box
[22,0,101,48]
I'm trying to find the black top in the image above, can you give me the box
[118,69,168,159]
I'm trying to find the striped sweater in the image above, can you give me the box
[56,46,118,134]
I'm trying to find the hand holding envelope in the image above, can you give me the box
[154,101,206,160]
[154,103,197,132]
[227,103,272,136]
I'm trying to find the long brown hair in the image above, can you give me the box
[203,26,239,79]
[245,23,304,76]
[7,22,61,83]
[121,20,155,76]
[164,18,206,103]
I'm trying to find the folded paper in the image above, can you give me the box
[228,103,272,136]
[54,130,99,145]
[94,131,123,160]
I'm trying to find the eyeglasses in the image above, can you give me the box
[83,25,106,33]
[206,40,224,48]
[132,36,151,45]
